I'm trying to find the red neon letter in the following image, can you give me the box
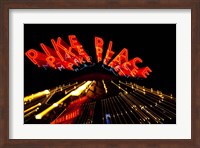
[68,35,79,48]
[103,41,115,65]
[25,49,48,67]
[25,49,38,65]
[135,66,152,78]
[69,35,91,63]
[46,56,56,69]
[129,57,143,69]
[51,37,80,66]
[130,68,138,77]
[108,48,128,68]
[95,37,104,62]
[40,43,58,58]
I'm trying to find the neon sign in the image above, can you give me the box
[25,35,152,78]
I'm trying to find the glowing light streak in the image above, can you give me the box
[161,99,176,108]
[114,96,127,123]
[132,92,174,122]
[24,80,176,124]
[110,97,123,124]
[116,96,135,123]
[109,97,121,123]
[24,90,50,103]
[130,92,155,111]
[122,89,172,123]
[111,81,128,94]
[80,103,90,123]
[102,80,108,93]
[64,82,84,95]
[149,107,166,121]
[114,96,128,123]
[24,108,39,118]
[119,93,146,123]
[35,81,91,119]
[35,93,71,120]
[101,100,105,123]
[85,80,95,93]
[71,81,92,96]
[142,106,163,123]
[107,98,117,123]
[24,103,41,114]
[133,89,176,111]
[119,93,134,108]
[123,82,176,101]
[130,92,159,110]
[156,104,176,116]
[52,108,67,123]
[42,84,75,103]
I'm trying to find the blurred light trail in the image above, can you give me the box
[24,103,41,114]
[35,81,92,119]
[24,90,50,103]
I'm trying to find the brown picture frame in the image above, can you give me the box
[0,0,199,147]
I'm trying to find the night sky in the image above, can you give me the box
[24,24,176,97]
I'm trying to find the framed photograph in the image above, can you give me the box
[1,0,199,147]
[23,23,176,125]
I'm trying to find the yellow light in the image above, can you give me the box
[53,103,58,107]
[35,93,71,119]
[71,81,92,96]
[24,102,42,114]
[24,89,50,103]
[35,81,91,120]
[44,90,50,95]
[35,114,42,119]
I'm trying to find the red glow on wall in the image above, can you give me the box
[25,35,152,78]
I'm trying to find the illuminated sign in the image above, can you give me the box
[25,35,152,78]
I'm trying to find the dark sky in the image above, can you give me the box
[24,24,176,96]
